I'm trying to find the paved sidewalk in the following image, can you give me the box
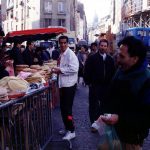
[46,83,150,150]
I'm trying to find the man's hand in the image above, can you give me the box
[100,114,119,125]
[51,67,61,74]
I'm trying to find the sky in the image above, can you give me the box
[79,0,110,24]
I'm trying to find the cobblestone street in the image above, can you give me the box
[46,83,150,150]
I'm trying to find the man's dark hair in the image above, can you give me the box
[27,41,33,46]
[91,42,97,47]
[99,39,109,46]
[58,35,68,43]
[14,41,22,47]
[118,36,147,64]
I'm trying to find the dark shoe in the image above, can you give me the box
[90,122,99,133]
[91,127,98,133]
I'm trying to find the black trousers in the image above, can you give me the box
[89,85,108,124]
[59,84,76,132]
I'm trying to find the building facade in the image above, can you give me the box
[121,0,150,29]
[1,0,86,38]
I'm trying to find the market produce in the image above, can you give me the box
[0,76,29,92]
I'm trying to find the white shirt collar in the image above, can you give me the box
[100,53,106,60]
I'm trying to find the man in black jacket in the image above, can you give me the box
[84,39,116,132]
[22,41,35,66]
[0,63,9,79]
[11,41,25,68]
[99,36,150,149]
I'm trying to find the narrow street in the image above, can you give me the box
[46,83,150,150]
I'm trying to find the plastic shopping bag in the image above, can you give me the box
[97,124,122,150]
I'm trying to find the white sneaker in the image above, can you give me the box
[62,131,76,140]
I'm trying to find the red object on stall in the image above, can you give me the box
[3,27,67,43]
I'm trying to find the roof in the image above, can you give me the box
[3,27,67,43]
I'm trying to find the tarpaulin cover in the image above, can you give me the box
[3,27,67,43]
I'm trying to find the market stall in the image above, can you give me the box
[0,27,66,149]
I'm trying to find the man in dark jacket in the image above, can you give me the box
[22,41,35,66]
[100,36,150,149]
[11,41,25,68]
[0,63,9,79]
[84,39,116,132]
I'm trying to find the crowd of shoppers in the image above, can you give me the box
[0,33,150,150]
[53,35,150,150]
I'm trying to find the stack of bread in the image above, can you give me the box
[44,60,57,70]
[41,65,51,81]
[0,86,9,101]
[30,65,42,70]
[23,64,51,83]
[22,68,37,73]
[25,72,44,83]
[0,76,29,92]
[16,63,55,84]
[15,65,29,74]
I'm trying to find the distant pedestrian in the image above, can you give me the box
[52,35,79,140]
[52,49,60,60]
[88,42,98,57]
[77,45,88,84]
[46,42,55,59]
[99,36,150,149]
[11,41,25,68]
[84,39,116,132]
[22,41,35,66]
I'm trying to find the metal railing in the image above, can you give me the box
[0,86,52,150]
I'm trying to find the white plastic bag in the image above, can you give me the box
[97,124,122,150]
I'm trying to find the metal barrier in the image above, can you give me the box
[0,86,52,150]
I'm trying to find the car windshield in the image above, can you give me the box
[68,38,75,44]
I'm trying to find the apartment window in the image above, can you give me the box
[58,19,66,27]
[10,10,13,19]
[16,0,18,8]
[7,23,8,32]
[16,11,18,22]
[7,0,14,9]
[27,6,30,17]
[21,9,24,20]
[7,12,9,19]
[21,23,24,30]
[148,0,150,6]
[44,1,52,13]
[58,2,65,13]
[11,21,13,30]
[16,25,18,31]
[44,18,52,27]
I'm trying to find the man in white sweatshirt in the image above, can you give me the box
[52,35,79,140]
